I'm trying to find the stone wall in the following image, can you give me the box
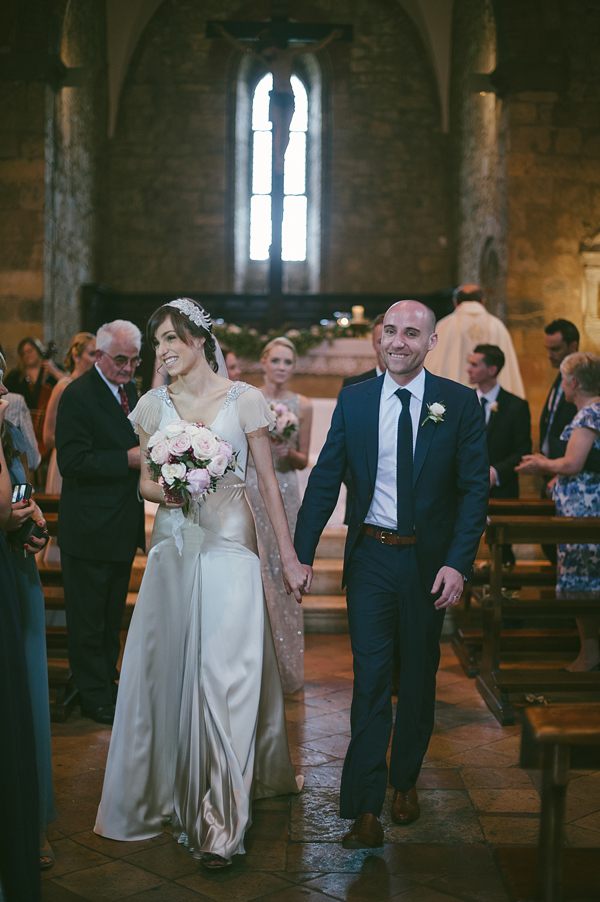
[46,0,107,359]
[0,82,47,366]
[104,0,452,296]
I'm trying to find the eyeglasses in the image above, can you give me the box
[101,352,142,368]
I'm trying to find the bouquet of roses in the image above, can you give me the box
[269,401,299,444]
[146,420,237,509]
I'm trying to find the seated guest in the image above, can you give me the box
[467,344,531,565]
[517,352,600,671]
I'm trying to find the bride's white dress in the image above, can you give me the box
[94,382,302,861]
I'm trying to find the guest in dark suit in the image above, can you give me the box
[342,313,385,388]
[467,343,531,565]
[540,320,580,461]
[295,301,488,849]
[56,320,145,725]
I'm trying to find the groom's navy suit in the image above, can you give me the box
[295,370,488,817]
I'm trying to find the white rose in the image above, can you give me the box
[161,461,187,485]
[149,440,169,465]
[184,423,202,436]
[164,421,185,437]
[206,453,229,478]
[429,403,445,418]
[191,428,219,460]
[147,428,167,449]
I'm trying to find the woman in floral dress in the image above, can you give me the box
[518,351,600,671]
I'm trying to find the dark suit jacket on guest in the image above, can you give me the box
[539,373,576,460]
[342,368,377,388]
[295,370,489,591]
[487,387,531,498]
[56,366,145,562]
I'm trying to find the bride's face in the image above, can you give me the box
[155,315,204,376]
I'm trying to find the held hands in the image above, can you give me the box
[515,453,548,474]
[282,556,312,603]
[431,566,463,610]
[7,500,48,554]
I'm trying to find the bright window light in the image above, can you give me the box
[250,73,308,262]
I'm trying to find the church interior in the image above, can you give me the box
[2,0,600,900]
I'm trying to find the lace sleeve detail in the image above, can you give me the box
[235,384,276,434]
[129,387,172,436]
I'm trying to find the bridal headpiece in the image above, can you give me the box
[167,298,212,332]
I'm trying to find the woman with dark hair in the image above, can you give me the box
[0,354,56,873]
[4,337,63,461]
[518,351,600,671]
[95,299,307,869]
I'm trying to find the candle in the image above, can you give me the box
[351,305,365,323]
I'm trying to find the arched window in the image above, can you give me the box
[250,74,308,262]
[232,55,327,294]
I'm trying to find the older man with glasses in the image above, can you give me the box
[56,320,146,724]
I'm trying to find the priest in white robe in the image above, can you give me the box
[427,285,525,399]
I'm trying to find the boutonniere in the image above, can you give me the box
[422,401,446,426]
[488,401,499,415]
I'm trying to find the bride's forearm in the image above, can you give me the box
[256,473,295,559]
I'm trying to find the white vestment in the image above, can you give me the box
[427,302,525,398]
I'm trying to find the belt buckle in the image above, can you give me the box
[378,529,395,545]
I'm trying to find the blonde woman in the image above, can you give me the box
[246,336,313,693]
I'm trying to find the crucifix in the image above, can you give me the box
[208,4,352,323]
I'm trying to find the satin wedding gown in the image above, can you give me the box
[94,382,302,861]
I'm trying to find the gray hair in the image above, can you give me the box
[95,320,142,353]
[560,351,600,394]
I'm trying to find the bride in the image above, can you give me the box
[94,298,310,869]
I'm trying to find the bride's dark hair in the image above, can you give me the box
[148,299,218,373]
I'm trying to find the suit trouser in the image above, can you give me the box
[341,533,445,819]
[62,552,134,710]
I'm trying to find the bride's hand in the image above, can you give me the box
[282,555,311,603]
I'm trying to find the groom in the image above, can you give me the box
[295,300,488,847]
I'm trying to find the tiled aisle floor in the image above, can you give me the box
[43,635,600,901]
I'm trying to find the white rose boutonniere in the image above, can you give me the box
[422,401,446,427]
[488,401,499,415]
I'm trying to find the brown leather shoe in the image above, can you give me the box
[391,787,420,825]
[342,813,384,849]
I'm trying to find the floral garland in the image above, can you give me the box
[213,320,370,360]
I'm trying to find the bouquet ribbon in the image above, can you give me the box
[170,507,186,555]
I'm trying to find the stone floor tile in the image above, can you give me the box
[569,808,600,833]
[290,747,337,767]
[126,886,212,901]
[41,882,90,901]
[301,764,344,788]
[564,823,600,847]
[460,768,536,790]
[415,768,464,790]
[438,723,518,749]
[437,746,518,769]
[422,735,472,762]
[478,815,540,844]
[467,789,541,814]
[71,828,173,859]
[382,790,484,844]
[568,771,600,801]
[177,870,292,901]
[302,710,351,734]
[303,690,352,713]
[290,787,341,841]
[247,808,291,842]
[122,840,200,879]
[286,842,380,874]
[303,866,418,901]
[300,733,350,759]
[40,837,111,878]
[53,859,165,901]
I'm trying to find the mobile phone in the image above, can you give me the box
[12,483,33,503]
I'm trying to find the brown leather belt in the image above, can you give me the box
[360,524,416,546]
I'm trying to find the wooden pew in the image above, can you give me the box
[475,516,600,725]
[496,705,600,902]
[452,498,557,676]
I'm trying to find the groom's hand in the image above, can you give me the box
[431,566,463,610]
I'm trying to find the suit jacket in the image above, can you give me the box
[539,373,576,459]
[56,366,145,561]
[486,387,531,498]
[342,368,377,388]
[295,370,489,590]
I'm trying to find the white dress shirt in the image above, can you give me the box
[476,381,501,425]
[95,362,122,403]
[365,368,425,530]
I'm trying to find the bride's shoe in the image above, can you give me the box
[40,839,54,871]
[202,853,231,870]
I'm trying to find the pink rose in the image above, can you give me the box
[207,453,229,478]
[169,433,192,456]
[191,428,219,460]
[218,440,233,461]
[186,468,211,498]
[149,439,169,465]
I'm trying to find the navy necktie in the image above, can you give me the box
[395,388,414,536]
[480,396,488,423]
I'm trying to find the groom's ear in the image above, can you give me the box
[427,331,438,351]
